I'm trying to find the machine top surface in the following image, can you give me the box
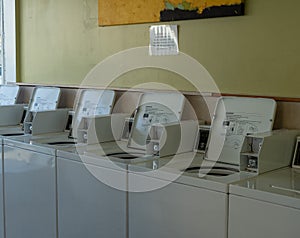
[230,167,300,208]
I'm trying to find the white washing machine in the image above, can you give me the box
[127,97,284,238]
[2,86,65,238]
[0,84,22,238]
[0,85,60,237]
[228,167,300,238]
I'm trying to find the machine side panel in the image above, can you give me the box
[57,157,127,238]
[128,173,227,238]
[228,194,300,238]
[3,145,56,238]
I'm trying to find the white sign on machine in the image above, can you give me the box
[29,87,61,111]
[0,85,26,127]
[205,97,277,165]
[128,92,185,151]
[71,89,116,139]
[0,85,19,105]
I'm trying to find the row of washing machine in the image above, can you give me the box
[0,84,197,238]
[0,85,118,238]
[0,84,299,238]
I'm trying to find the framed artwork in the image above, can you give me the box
[98,0,245,26]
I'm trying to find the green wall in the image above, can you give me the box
[18,0,300,97]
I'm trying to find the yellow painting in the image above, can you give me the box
[98,0,245,26]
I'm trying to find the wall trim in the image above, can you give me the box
[16,83,300,102]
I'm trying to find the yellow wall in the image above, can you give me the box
[18,0,300,97]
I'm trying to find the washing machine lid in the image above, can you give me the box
[128,92,185,151]
[230,167,300,209]
[0,84,19,105]
[206,97,276,165]
[71,89,116,138]
[28,86,61,112]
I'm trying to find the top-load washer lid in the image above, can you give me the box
[0,84,20,105]
[206,97,276,165]
[229,167,300,209]
[28,86,61,112]
[127,92,185,151]
[71,89,116,138]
